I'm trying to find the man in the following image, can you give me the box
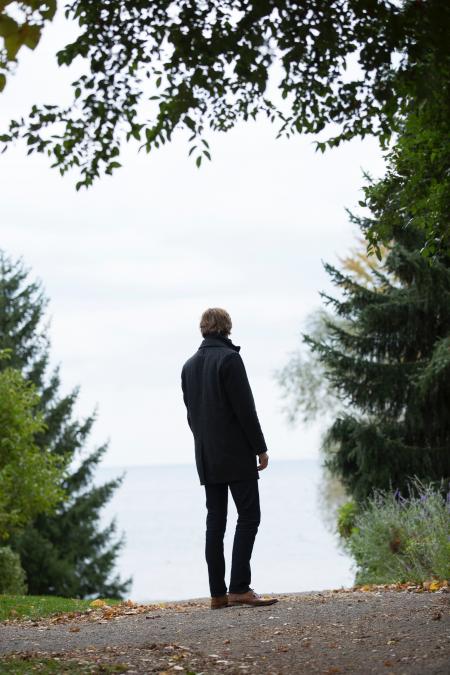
[181,307,278,609]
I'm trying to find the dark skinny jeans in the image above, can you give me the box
[204,479,261,597]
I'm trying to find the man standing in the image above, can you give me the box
[181,308,277,609]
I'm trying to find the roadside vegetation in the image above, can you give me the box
[337,482,450,586]
[0,595,120,622]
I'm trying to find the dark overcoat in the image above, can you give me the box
[181,334,268,485]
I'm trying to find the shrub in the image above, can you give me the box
[0,546,27,594]
[341,482,450,585]
[337,500,359,539]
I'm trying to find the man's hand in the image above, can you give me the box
[257,452,269,471]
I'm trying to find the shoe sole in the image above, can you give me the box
[228,599,278,607]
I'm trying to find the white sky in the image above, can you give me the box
[0,13,386,467]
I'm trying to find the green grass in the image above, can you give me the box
[0,656,127,673]
[0,595,120,622]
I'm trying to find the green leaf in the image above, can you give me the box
[0,74,6,92]
[196,155,202,168]
[23,25,41,51]
[185,116,196,132]
[131,125,141,141]
[42,0,57,20]
[0,14,19,38]
[4,33,22,60]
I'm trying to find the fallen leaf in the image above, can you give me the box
[429,581,441,591]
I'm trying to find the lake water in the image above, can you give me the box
[96,460,354,602]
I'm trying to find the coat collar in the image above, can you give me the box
[199,334,241,352]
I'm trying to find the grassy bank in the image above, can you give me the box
[0,595,120,622]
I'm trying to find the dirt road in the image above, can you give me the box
[1,589,449,674]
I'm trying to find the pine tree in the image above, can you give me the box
[297,99,450,502]
[305,225,450,503]
[0,252,131,597]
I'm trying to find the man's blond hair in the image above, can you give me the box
[200,308,232,337]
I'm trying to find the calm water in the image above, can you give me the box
[96,460,354,601]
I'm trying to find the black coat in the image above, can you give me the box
[181,335,268,485]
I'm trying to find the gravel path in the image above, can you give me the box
[1,589,449,674]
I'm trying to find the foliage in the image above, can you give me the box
[0,546,27,594]
[0,355,66,540]
[359,105,450,260]
[1,1,449,196]
[0,593,119,621]
[0,1,57,92]
[276,241,387,426]
[337,500,359,540]
[276,310,340,426]
[0,251,131,598]
[341,482,450,585]
[280,104,450,501]
[314,224,450,502]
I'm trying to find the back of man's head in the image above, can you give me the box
[200,308,232,337]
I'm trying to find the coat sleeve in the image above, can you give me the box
[181,367,192,430]
[221,352,268,455]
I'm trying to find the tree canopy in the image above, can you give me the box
[1,1,448,183]
[1,1,448,256]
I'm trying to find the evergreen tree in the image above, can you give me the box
[281,100,450,502]
[0,252,131,597]
[317,238,449,501]
[305,231,450,503]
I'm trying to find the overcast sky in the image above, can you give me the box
[0,13,386,468]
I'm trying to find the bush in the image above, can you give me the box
[0,546,27,594]
[337,500,359,539]
[341,482,450,585]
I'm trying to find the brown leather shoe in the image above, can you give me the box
[210,594,229,610]
[228,589,278,607]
